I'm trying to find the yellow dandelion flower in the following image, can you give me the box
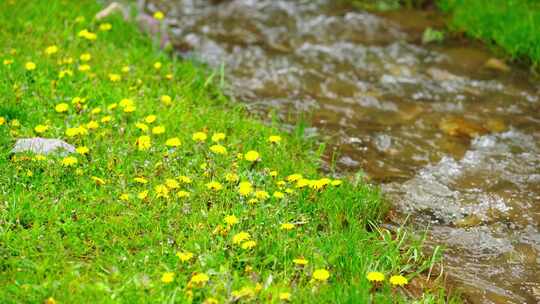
[108,73,121,82]
[224,215,239,225]
[55,103,68,113]
[80,53,91,61]
[178,176,192,184]
[176,251,194,262]
[123,105,136,113]
[44,297,57,304]
[254,190,269,200]
[121,66,130,73]
[25,61,36,71]
[241,240,257,250]
[166,137,181,147]
[137,190,149,200]
[293,258,308,266]
[190,273,209,285]
[211,132,226,142]
[268,135,282,144]
[45,45,59,55]
[119,98,133,108]
[160,95,172,106]
[273,191,285,199]
[389,275,408,286]
[153,11,165,20]
[161,272,174,284]
[238,181,253,196]
[61,156,77,167]
[99,23,112,31]
[192,132,207,142]
[165,178,179,189]
[232,232,250,244]
[286,174,302,182]
[225,173,239,183]
[136,122,149,132]
[101,116,112,123]
[280,223,295,230]
[366,272,385,283]
[152,126,165,135]
[206,181,223,191]
[34,124,49,134]
[331,180,343,186]
[119,193,130,201]
[78,64,90,72]
[76,146,89,155]
[153,61,162,70]
[203,297,218,304]
[144,115,157,124]
[279,292,291,301]
[0,117,4,125]
[244,150,260,162]
[209,144,227,155]
[136,135,152,151]
[3,59,13,65]
[176,191,190,198]
[313,269,330,282]
[86,121,99,129]
[155,184,169,198]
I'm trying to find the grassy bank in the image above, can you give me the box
[0,1,451,303]
[438,0,540,66]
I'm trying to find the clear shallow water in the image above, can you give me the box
[152,0,540,302]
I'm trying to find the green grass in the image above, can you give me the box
[0,1,454,303]
[438,0,540,65]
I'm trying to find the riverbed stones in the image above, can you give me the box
[11,138,76,156]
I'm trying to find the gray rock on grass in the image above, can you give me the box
[11,138,75,156]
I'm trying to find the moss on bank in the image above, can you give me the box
[0,0,452,303]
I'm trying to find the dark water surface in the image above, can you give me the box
[151,1,540,302]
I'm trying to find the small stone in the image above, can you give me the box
[484,58,510,72]
[11,138,76,156]
[455,215,482,228]
[439,117,488,138]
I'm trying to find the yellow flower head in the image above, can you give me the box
[286,174,302,182]
[279,292,291,301]
[121,66,130,73]
[108,73,121,82]
[389,275,408,286]
[144,115,157,124]
[209,144,227,155]
[238,181,253,196]
[76,146,89,155]
[153,11,165,20]
[78,64,90,72]
[34,124,49,134]
[293,258,308,266]
[135,122,148,132]
[254,190,269,200]
[241,240,257,250]
[192,132,207,142]
[155,184,169,198]
[136,135,152,151]
[160,95,172,105]
[152,126,165,135]
[99,23,112,31]
[224,215,239,225]
[138,191,149,200]
[91,176,106,185]
[161,272,174,284]
[166,137,181,147]
[45,45,59,55]
[189,273,209,285]
[165,178,179,189]
[61,156,78,167]
[86,121,99,129]
[268,135,282,144]
[313,269,330,282]
[134,177,148,184]
[244,150,260,162]
[177,191,190,198]
[153,61,162,70]
[80,53,91,61]
[280,223,295,230]
[176,251,194,262]
[273,191,285,199]
[225,173,239,183]
[178,176,192,184]
[206,181,223,191]
[232,232,250,244]
[366,271,385,283]
[211,132,226,142]
[25,61,36,71]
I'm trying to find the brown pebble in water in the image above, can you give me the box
[439,117,488,138]
[484,58,511,72]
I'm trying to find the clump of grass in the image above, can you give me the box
[0,0,453,303]
[438,0,540,66]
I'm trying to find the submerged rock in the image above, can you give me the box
[484,58,510,72]
[439,117,488,138]
[11,138,75,156]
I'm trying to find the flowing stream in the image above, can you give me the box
[150,1,540,302]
